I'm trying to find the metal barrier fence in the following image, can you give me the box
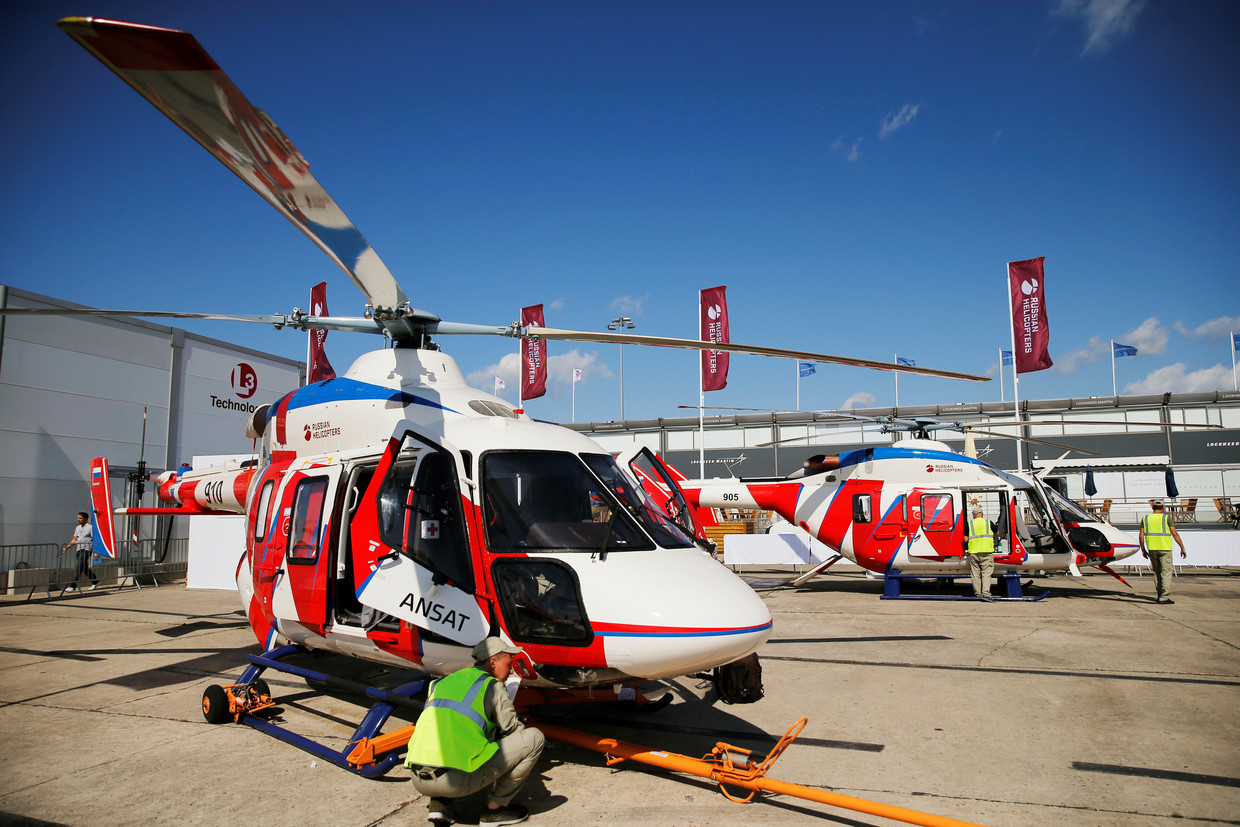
[1,537,189,599]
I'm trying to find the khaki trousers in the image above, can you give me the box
[967,552,994,597]
[410,725,545,806]
[1147,549,1174,601]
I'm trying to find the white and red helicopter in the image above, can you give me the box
[17,17,996,788]
[676,412,1209,598]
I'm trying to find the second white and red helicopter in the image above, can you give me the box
[677,413,1156,597]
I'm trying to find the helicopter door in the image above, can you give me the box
[278,465,343,630]
[872,492,908,542]
[617,445,706,548]
[907,490,962,558]
[349,422,488,645]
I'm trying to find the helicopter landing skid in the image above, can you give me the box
[200,644,427,778]
[880,570,1049,601]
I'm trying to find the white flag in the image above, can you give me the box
[495,376,506,393]
[573,368,582,383]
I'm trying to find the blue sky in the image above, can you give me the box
[2,1,1236,424]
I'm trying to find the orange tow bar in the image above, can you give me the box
[528,717,984,827]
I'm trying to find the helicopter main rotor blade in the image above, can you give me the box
[0,307,387,334]
[525,327,989,382]
[58,18,410,320]
[962,428,1100,457]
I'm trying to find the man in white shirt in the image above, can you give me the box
[61,511,99,592]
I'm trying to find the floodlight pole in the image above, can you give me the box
[607,317,634,421]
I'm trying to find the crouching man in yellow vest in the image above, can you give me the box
[405,638,546,826]
[966,505,997,602]
[1140,500,1186,605]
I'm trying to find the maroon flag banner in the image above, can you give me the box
[308,281,336,383]
[521,304,547,400]
[1008,258,1053,374]
[700,285,730,392]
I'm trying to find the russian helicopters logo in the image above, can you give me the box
[1020,278,1040,295]
[305,420,341,440]
[231,362,258,399]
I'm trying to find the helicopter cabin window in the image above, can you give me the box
[286,477,329,563]
[253,479,275,542]
[920,494,955,532]
[482,451,694,553]
[492,558,591,645]
[376,435,474,592]
[853,493,872,524]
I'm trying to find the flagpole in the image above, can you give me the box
[572,368,576,422]
[1232,332,1238,391]
[1111,339,1117,397]
[1007,267,1023,472]
[893,353,899,408]
[999,347,1006,403]
[796,362,800,411]
[698,293,705,478]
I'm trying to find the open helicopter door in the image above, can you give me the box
[617,446,710,549]
[350,422,488,645]
[905,489,964,558]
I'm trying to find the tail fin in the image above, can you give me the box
[89,458,118,559]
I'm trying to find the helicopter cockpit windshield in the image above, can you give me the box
[1044,487,1102,525]
[482,451,695,553]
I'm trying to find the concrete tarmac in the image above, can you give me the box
[1,569,1237,826]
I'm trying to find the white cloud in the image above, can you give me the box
[879,104,920,139]
[830,136,861,162]
[466,348,610,400]
[609,295,647,317]
[546,297,566,312]
[1122,363,1234,395]
[1176,315,1240,343]
[1055,336,1108,374]
[1057,317,1168,373]
[1055,0,1146,55]
[1120,316,1168,355]
[841,391,877,410]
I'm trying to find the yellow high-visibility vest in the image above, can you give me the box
[966,516,996,554]
[404,667,497,772]
[1142,513,1174,551]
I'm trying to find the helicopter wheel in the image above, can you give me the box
[202,684,233,724]
[249,678,271,701]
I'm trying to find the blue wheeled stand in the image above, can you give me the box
[199,644,426,777]
[880,570,1049,601]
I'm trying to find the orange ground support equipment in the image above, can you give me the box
[528,717,985,827]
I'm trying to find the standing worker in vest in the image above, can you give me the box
[965,504,997,602]
[405,638,546,826]
[1140,500,1186,604]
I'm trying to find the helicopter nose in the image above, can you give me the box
[582,549,772,680]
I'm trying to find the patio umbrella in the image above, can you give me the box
[1165,466,1180,498]
[1084,466,1098,497]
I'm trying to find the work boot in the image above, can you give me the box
[480,802,528,826]
[426,797,454,825]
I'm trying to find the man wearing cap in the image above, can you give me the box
[965,504,997,602]
[1140,500,1187,604]
[405,637,545,826]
